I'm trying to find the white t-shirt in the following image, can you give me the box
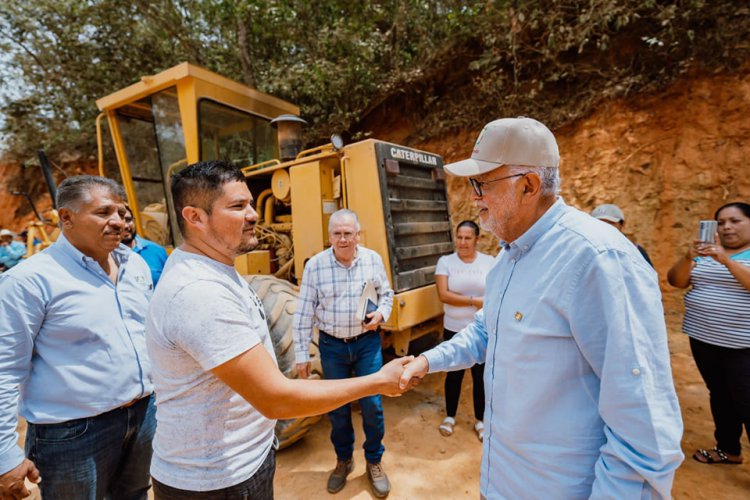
[435,251,495,332]
[146,248,277,491]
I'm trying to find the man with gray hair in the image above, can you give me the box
[0,175,155,499]
[293,208,395,497]
[401,117,684,498]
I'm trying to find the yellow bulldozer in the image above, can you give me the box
[95,62,452,447]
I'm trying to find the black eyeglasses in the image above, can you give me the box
[468,173,526,197]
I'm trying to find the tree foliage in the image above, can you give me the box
[0,0,748,164]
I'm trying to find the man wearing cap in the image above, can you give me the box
[591,204,654,267]
[401,117,683,498]
[0,229,26,272]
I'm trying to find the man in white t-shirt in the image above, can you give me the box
[146,160,412,499]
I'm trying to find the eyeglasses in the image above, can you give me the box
[468,173,526,197]
[331,231,357,241]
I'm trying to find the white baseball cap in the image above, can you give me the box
[0,229,15,238]
[591,204,625,223]
[444,117,560,177]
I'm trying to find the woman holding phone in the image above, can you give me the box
[434,220,494,441]
[668,201,750,464]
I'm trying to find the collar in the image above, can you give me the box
[133,234,146,251]
[500,197,567,258]
[56,233,130,269]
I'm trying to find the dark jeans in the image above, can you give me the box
[690,337,750,455]
[319,330,385,463]
[25,394,156,500]
[152,447,276,500]
[443,329,485,420]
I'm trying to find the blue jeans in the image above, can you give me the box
[319,330,385,463]
[25,395,156,500]
[152,447,276,499]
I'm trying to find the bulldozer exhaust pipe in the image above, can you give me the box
[37,150,57,209]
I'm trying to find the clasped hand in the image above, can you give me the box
[692,235,729,265]
[378,355,430,397]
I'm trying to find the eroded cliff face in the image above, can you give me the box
[377,70,750,311]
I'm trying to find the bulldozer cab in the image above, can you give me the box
[96,62,298,248]
[97,62,451,356]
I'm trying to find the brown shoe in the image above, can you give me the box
[327,458,353,493]
[366,461,391,498]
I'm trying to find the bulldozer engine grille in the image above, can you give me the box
[375,143,451,293]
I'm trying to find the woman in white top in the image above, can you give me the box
[434,220,495,441]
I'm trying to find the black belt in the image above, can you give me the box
[319,329,378,344]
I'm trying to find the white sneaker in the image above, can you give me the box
[439,417,455,436]
[474,421,485,442]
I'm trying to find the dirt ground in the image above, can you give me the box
[16,310,750,499]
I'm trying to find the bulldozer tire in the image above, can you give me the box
[243,274,323,450]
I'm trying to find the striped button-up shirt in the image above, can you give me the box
[293,246,393,363]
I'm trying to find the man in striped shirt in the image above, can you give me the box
[293,209,394,498]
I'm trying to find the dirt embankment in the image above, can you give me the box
[355,69,750,498]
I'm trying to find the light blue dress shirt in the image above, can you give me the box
[423,198,684,499]
[0,234,153,474]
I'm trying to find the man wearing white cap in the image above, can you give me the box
[591,203,654,267]
[401,117,683,498]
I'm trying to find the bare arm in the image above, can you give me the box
[435,275,483,308]
[667,244,697,288]
[722,259,750,291]
[213,344,412,420]
[698,240,750,291]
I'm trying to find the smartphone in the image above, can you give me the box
[698,220,717,244]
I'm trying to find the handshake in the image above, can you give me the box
[295,354,430,397]
[377,355,430,397]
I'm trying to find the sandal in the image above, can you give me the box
[439,417,455,437]
[693,447,743,464]
[474,421,485,442]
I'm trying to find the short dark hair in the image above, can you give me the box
[170,160,246,234]
[456,220,480,237]
[56,175,125,211]
[715,202,750,220]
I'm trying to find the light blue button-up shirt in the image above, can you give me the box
[0,234,153,474]
[423,198,684,499]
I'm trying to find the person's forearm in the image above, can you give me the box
[724,259,750,291]
[438,289,480,308]
[667,255,692,288]
[264,374,388,419]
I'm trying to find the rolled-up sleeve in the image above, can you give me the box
[0,276,43,474]
[372,254,393,321]
[423,309,488,373]
[565,250,684,499]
